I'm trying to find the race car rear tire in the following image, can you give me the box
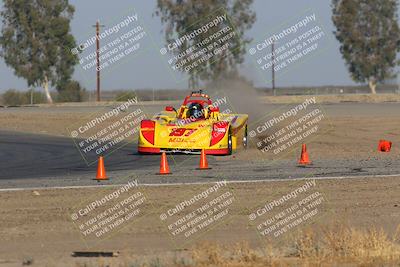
[243,125,248,149]
[227,131,233,155]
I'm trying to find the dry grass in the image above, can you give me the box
[293,224,400,266]
[73,225,400,267]
[46,225,400,267]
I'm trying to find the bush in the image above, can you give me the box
[2,89,47,105]
[57,81,87,102]
[2,89,27,105]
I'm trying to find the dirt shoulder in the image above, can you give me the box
[262,93,400,104]
[2,93,399,108]
[0,176,399,266]
[0,103,399,151]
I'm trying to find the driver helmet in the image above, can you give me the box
[187,102,204,119]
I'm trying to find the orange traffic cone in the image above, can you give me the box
[298,144,311,165]
[197,149,211,170]
[158,152,171,175]
[95,156,108,180]
[378,140,392,152]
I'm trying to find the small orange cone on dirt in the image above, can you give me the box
[95,156,108,180]
[298,144,311,165]
[197,149,211,170]
[158,152,171,175]
[378,140,392,152]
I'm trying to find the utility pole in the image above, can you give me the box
[92,20,105,102]
[30,87,33,105]
[397,74,400,94]
[271,40,276,96]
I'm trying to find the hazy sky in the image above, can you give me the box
[0,0,395,92]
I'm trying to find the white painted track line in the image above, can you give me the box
[0,173,399,192]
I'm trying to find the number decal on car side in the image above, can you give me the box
[169,128,198,137]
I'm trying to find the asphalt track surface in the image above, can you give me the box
[1,130,400,190]
[0,130,187,179]
[0,130,140,179]
[0,129,211,188]
[1,102,399,189]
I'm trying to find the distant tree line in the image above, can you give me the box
[155,0,256,88]
[1,83,87,106]
[332,0,400,94]
[0,0,84,103]
[155,0,400,93]
[0,0,399,99]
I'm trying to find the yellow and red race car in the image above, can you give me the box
[138,90,248,155]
